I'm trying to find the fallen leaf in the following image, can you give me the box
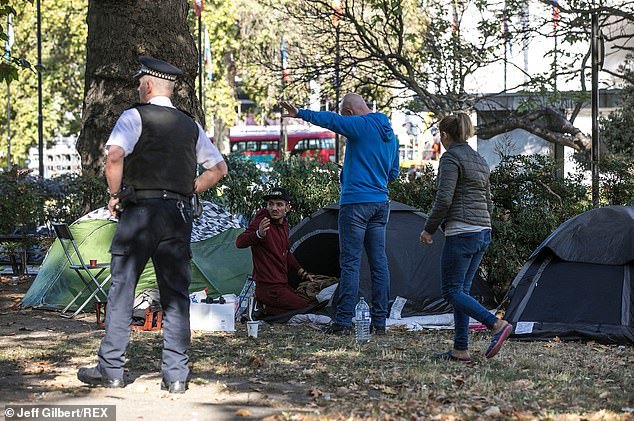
[380,386,398,395]
[249,355,264,368]
[234,409,252,417]
[452,375,465,387]
[308,389,323,397]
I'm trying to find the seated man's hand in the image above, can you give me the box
[298,268,314,283]
[258,217,270,238]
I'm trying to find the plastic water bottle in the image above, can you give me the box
[355,297,371,343]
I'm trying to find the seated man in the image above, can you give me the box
[236,187,313,315]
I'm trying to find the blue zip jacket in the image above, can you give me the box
[297,109,400,204]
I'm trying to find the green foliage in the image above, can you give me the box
[204,154,340,227]
[0,166,44,232]
[600,66,634,158]
[268,156,340,226]
[0,1,35,86]
[485,154,589,299]
[38,173,108,223]
[388,164,437,211]
[597,156,634,207]
[0,168,107,234]
[0,0,86,166]
[202,153,264,219]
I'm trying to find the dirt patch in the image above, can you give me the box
[1,276,633,420]
[0,277,311,420]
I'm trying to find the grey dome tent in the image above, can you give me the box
[288,201,495,316]
[504,206,634,345]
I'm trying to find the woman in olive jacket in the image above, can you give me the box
[420,113,512,362]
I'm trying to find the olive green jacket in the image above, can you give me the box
[424,142,493,234]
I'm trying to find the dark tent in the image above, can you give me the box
[288,201,495,316]
[504,206,634,344]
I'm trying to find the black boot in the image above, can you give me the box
[161,379,188,394]
[77,366,125,388]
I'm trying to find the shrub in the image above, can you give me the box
[205,154,340,227]
[485,154,589,299]
[203,154,264,219]
[0,167,46,233]
[39,174,108,223]
[268,156,340,226]
[597,156,634,206]
[388,164,437,211]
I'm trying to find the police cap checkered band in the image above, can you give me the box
[134,55,182,81]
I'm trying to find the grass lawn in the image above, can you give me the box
[185,325,633,419]
[1,276,632,419]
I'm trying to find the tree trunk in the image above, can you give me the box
[77,0,202,177]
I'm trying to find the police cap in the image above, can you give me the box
[134,55,183,81]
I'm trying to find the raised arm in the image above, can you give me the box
[236,210,266,248]
[280,101,361,139]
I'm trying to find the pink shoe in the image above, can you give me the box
[485,323,513,359]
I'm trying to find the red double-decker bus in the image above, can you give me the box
[229,126,335,164]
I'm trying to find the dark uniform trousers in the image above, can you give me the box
[97,198,192,382]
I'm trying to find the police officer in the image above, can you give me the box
[77,56,227,394]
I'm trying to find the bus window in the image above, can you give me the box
[293,139,307,151]
[247,141,258,151]
[323,138,335,149]
[308,138,320,149]
[260,140,278,151]
[231,141,246,152]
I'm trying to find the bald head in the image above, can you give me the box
[340,93,371,116]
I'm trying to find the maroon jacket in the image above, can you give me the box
[236,208,301,289]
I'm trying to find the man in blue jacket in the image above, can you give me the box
[281,94,399,335]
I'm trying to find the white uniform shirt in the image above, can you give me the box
[105,96,223,169]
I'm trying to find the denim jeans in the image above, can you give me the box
[441,229,497,351]
[335,201,390,327]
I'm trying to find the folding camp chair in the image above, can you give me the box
[235,275,256,320]
[52,222,111,319]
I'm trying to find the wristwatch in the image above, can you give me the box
[109,191,120,199]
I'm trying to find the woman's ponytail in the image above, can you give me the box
[438,112,474,143]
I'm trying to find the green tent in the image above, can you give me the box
[21,205,252,311]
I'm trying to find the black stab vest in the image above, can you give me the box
[123,104,198,196]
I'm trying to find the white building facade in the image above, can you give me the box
[27,135,82,178]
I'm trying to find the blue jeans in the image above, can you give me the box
[441,230,497,351]
[335,201,390,327]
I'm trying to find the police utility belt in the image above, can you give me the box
[136,189,191,201]
[115,186,203,219]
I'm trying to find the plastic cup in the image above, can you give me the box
[246,321,259,338]
[90,259,97,267]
